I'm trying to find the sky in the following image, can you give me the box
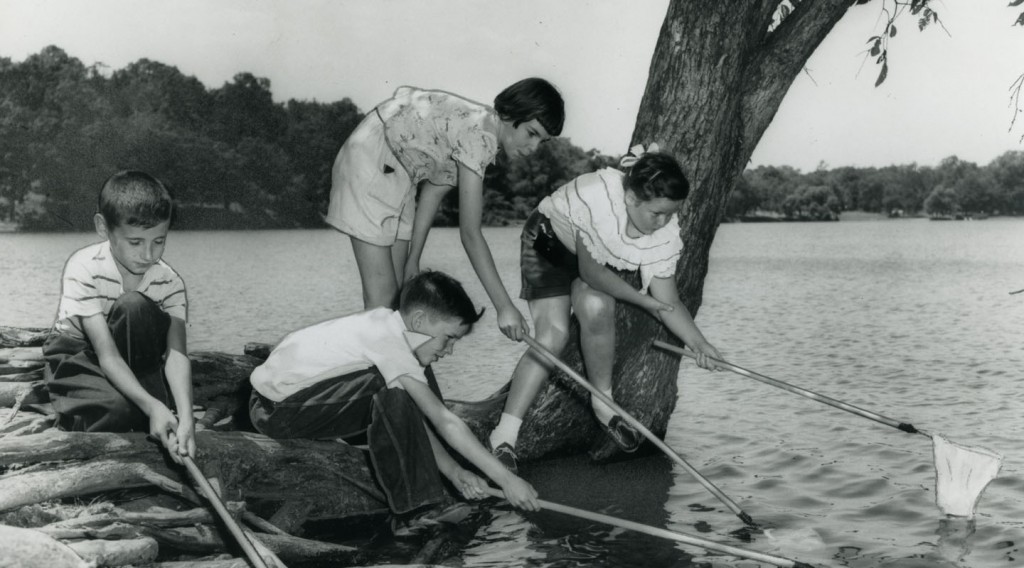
[1,0,1022,172]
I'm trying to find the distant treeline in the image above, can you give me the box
[1,46,1022,231]
[731,157,1024,221]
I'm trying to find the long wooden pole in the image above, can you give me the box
[183,456,274,568]
[481,488,813,568]
[522,336,757,528]
[652,341,930,437]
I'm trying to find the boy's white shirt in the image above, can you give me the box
[537,168,682,293]
[54,240,187,339]
[250,307,432,402]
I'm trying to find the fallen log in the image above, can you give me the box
[65,536,159,566]
[0,524,92,568]
[0,430,386,522]
[0,326,48,348]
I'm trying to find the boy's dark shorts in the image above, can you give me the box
[520,211,579,301]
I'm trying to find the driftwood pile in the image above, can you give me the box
[0,321,662,567]
[0,326,457,567]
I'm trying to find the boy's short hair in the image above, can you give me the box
[625,152,690,202]
[494,78,565,137]
[98,170,175,229]
[400,270,485,328]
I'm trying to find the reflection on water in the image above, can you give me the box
[2,219,1024,567]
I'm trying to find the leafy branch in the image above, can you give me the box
[859,0,947,87]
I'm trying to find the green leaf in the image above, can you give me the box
[889,25,897,37]
[875,61,889,87]
[1010,0,1024,7]
[1016,12,1024,27]
[870,42,880,57]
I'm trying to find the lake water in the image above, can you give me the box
[1,219,1023,567]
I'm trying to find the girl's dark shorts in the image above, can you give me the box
[520,211,579,300]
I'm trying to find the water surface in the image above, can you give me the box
[2,218,1022,567]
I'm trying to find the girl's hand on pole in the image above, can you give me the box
[692,341,723,371]
[497,305,529,341]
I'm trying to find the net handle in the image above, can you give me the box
[652,341,930,438]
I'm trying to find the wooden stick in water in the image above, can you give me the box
[481,487,814,568]
[183,456,275,568]
[522,335,758,528]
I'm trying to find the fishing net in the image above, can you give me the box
[932,434,1002,518]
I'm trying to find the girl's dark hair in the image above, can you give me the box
[624,153,690,202]
[400,270,485,328]
[98,170,175,229]
[494,78,565,137]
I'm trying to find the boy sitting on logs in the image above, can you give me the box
[43,170,195,464]
[248,270,539,533]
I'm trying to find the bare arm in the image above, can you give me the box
[81,314,183,460]
[648,276,722,369]
[397,375,539,510]
[576,234,672,314]
[424,426,488,500]
[457,163,528,340]
[405,182,453,282]
[164,316,195,460]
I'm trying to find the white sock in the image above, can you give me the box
[591,388,616,426]
[489,413,523,449]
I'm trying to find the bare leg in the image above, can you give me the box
[503,295,572,418]
[489,295,570,450]
[572,280,616,393]
[350,237,399,309]
[392,239,410,286]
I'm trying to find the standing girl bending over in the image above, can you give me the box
[487,146,722,471]
[326,78,565,341]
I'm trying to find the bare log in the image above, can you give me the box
[0,525,92,568]
[153,561,249,568]
[0,347,44,362]
[145,525,362,565]
[0,459,199,512]
[0,326,48,348]
[0,360,44,375]
[0,381,47,407]
[0,368,44,382]
[0,430,387,522]
[65,536,160,566]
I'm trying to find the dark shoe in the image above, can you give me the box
[603,416,642,453]
[492,442,519,474]
[390,502,472,537]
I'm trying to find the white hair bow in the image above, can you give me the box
[619,143,660,168]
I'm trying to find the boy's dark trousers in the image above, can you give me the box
[43,291,172,433]
[249,370,446,515]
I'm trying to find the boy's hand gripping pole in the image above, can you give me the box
[522,335,758,529]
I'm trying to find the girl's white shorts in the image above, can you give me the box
[325,113,415,246]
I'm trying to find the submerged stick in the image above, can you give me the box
[523,336,758,528]
[653,340,930,437]
[481,488,813,568]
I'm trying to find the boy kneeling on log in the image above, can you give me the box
[248,270,539,533]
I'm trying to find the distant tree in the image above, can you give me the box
[985,151,1024,214]
[210,72,286,143]
[923,185,959,216]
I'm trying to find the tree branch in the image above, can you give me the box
[740,0,856,162]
